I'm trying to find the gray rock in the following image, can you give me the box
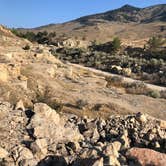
[30,138,48,156]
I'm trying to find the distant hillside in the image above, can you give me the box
[74,4,166,24]
[18,4,166,47]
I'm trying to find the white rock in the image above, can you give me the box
[15,100,25,111]
[33,103,60,124]
[136,112,147,123]
[0,147,8,158]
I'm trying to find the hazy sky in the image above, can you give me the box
[0,0,165,28]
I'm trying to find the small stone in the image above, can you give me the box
[120,130,130,149]
[104,155,120,166]
[136,112,147,123]
[96,142,104,148]
[91,128,100,143]
[15,100,25,111]
[103,141,121,158]
[153,141,160,149]
[18,75,28,81]
[129,117,135,123]
[159,120,166,129]
[0,147,8,159]
[112,141,121,152]
[66,141,80,152]
[30,138,47,156]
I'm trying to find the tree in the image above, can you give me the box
[111,37,121,52]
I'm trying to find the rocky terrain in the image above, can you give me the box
[0,25,166,165]
[0,101,166,166]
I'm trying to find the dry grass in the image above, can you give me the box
[125,82,150,95]
[105,76,125,88]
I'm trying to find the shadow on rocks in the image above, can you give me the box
[37,155,68,166]
[71,157,97,166]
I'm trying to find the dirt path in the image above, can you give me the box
[69,63,166,92]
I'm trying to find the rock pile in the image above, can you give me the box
[0,101,165,166]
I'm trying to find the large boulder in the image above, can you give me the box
[126,147,166,166]
[29,103,83,146]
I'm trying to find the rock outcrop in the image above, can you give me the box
[0,102,165,166]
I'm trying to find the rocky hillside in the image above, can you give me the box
[75,4,166,24]
[0,101,166,166]
[0,26,166,165]
[19,4,166,47]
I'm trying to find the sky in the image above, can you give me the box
[0,0,165,28]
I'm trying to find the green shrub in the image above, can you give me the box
[147,90,161,98]
[111,37,121,52]
[106,76,124,87]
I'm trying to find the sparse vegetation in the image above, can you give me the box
[106,76,124,88]
[147,90,161,98]
[146,36,165,52]
[111,37,121,52]
[11,29,57,45]
[35,86,63,112]
[22,44,30,50]
[125,82,150,95]
[54,36,166,86]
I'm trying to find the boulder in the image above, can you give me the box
[33,103,60,124]
[29,103,83,146]
[126,147,166,166]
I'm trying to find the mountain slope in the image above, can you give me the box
[19,4,166,46]
[74,4,166,24]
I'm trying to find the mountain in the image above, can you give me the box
[19,4,166,46]
[75,4,166,24]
